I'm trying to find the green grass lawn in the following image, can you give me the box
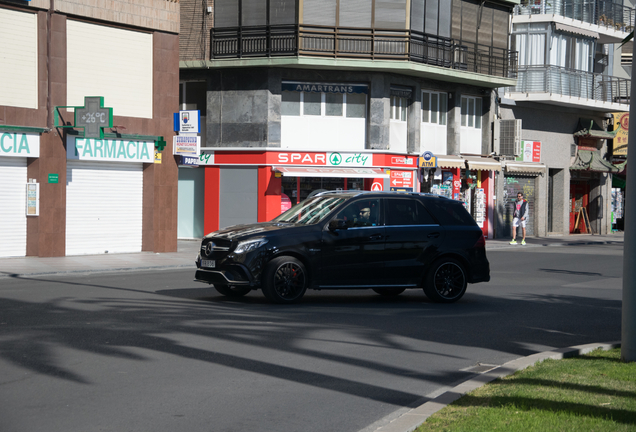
[416,348,636,432]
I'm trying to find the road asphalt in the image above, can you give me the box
[0,232,625,432]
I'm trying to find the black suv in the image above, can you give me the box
[195,191,490,303]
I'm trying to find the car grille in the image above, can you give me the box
[201,238,231,258]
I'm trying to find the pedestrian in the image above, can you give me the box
[510,192,528,245]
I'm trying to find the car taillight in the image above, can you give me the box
[474,233,486,248]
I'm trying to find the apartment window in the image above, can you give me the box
[549,32,594,72]
[281,82,368,118]
[512,23,548,66]
[390,96,408,121]
[461,96,482,129]
[422,91,447,125]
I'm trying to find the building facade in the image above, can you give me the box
[178,0,520,239]
[500,0,633,237]
[0,0,180,258]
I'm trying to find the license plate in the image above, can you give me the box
[201,259,215,269]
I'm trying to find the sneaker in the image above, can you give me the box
[521,240,526,245]
[509,240,517,245]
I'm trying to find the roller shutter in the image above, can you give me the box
[0,157,27,257]
[66,161,143,255]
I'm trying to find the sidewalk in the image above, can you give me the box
[0,239,201,279]
[0,233,625,279]
[485,231,624,250]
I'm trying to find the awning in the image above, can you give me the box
[554,23,599,39]
[272,166,389,178]
[570,150,624,173]
[464,156,502,172]
[504,162,547,174]
[436,155,465,169]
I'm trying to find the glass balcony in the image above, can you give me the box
[514,0,635,32]
[511,65,630,104]
[210,25,518,79]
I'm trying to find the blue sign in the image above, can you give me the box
[173,110,201,133]
[180,155,199,166]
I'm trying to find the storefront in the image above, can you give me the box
[570,119,621,235]
[0,129,41,257]
[419,153,500,239]
[197,150,418,234]
[65,136,154,255]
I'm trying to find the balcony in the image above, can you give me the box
[210,25,518,80]
[507,65,630,109]
[514,0,635,32]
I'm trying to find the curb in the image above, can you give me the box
[0,264,193,280]
[370,341,621,432]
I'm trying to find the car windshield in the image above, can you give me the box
[272,196,346,225]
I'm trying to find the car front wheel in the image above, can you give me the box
[261,256,308,304]
[423,258,467,303]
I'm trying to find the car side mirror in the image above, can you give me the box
[328,219,348,231]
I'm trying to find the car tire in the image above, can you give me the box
[261,256,308,304]
[423,258,467,303]
[214,285,252,297]
[372,288,406,296]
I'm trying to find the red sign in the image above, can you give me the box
[274,152,327,165]
[532,142,541,162]
[390,170,414,188]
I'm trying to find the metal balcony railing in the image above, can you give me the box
[512,65,630,104]
[210,25,518,79]
[514,0,635,32]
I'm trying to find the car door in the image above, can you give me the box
[319,198,385,287]
[382,197,445,286]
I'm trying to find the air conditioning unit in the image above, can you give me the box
[498,119,522,157]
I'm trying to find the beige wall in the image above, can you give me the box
[28,0,179,34]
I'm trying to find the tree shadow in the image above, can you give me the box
[0,268,623,413]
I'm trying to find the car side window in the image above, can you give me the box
[427,199,475,226]
[386,198,436,226]
[336,199,381,227]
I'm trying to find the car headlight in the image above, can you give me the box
[234,238,268,254]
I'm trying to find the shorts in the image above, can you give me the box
[513,217,527,228]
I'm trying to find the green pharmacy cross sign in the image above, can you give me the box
[55,96,113,139]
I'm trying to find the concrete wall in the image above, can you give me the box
[184,67,491,153]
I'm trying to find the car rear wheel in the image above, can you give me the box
[372,288,406,296]
[214,285,252,297]
[261,256,308,304]
[423,258,467,303]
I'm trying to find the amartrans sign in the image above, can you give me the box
[67,137,154,163]
[0,132,40,157]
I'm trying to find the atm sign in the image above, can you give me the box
[419,151,437,168]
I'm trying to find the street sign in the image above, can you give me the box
[174,110,201,133]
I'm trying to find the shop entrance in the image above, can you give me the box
[281,177,364,205]
[503,175,536,237]
[569,181,590,233]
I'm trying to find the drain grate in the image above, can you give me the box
[461,363,500,374]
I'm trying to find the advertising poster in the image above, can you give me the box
[612,112,629,156]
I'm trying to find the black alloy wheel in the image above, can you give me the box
[214,285,252,297]
[423,258,467,303]
[262,256,308,304]
[372,288,406,296]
